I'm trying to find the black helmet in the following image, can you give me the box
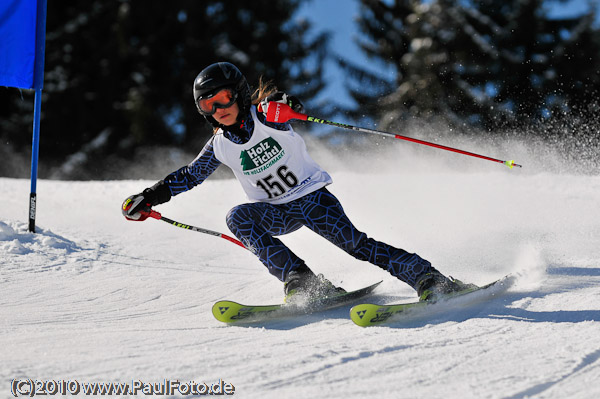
[193,62,251,127]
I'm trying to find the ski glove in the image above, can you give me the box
[122,193,152,221]
[258,91,304,116]
[122,180,171,221]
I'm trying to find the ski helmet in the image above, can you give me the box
[193,62,251,127]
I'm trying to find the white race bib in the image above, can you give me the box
[212,106,332,204]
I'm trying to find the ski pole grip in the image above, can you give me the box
[266,102,308,123]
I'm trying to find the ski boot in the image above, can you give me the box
[284,265,346,303]
[415,267,475,302]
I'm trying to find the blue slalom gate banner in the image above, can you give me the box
[0,0,37,89]
[0,0,48,232]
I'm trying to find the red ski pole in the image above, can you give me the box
[266,102,522,169]
[148,210,246,249]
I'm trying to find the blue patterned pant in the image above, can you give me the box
[226,187,432,289]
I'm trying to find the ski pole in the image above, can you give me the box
[266,102,522,169]
[148,210,246,249]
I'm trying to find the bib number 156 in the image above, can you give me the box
[256,165,298,199]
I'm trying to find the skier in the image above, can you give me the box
[122,62,467,302]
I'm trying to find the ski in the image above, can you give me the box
[350,275,513,327]
[212,281,382,324]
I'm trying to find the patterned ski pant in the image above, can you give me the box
[226,187,431,289]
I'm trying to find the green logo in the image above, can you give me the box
[240,137,284,174]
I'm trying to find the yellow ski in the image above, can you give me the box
[213,281,382,324]
[351,276,512,327]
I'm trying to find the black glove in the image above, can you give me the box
[122,180,171,221]
[259,91,304,116]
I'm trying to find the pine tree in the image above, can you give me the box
[350,0,600,133]
[0,0,328,178]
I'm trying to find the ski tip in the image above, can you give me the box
[211,301,238,323]
[349,304,376,327]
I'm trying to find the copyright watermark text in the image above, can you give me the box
[10,378,235,397]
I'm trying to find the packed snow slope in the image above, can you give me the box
[2,141,600,399]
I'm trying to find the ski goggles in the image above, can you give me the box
[197,88,238,115]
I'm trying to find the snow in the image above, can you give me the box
[1,143,600,399]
